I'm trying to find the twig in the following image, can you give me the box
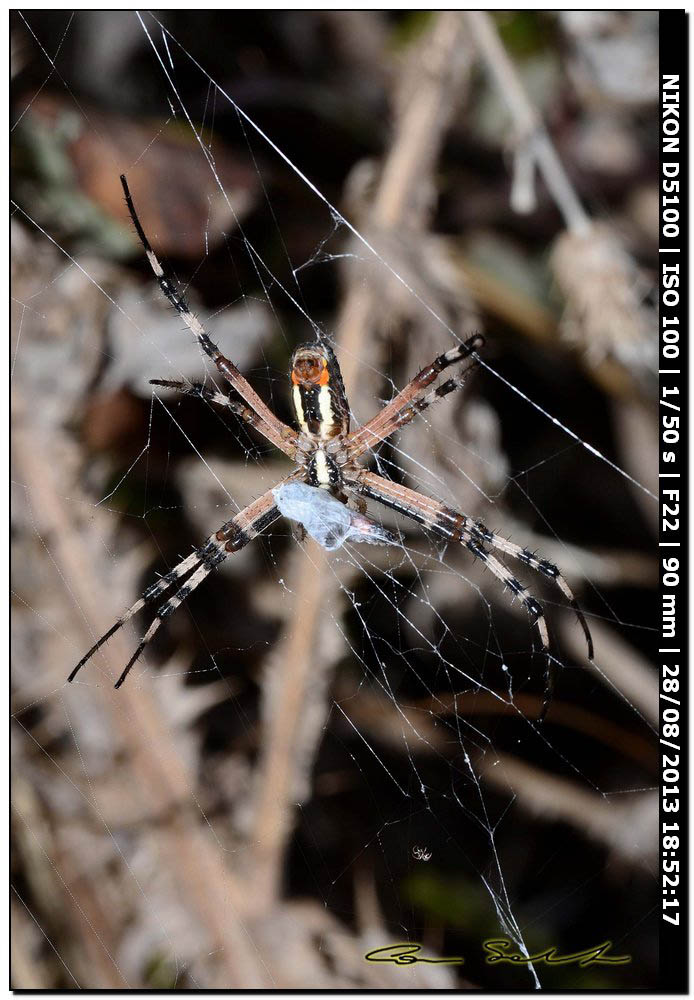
[464,11,591,236]
[247,11,471,913]
[480,753,657,866]
[559,617,658,726]
[338,11,472,382]
[331,683,657,863]
[13,412,269,988]
[245,540,331,908]
[465,13,657,390]
[336,682,656,772]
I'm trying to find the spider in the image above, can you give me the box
[412,844,432,861]
[69,174,594,714]
[412,845,432,862]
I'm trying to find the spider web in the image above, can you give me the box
[11,11,660,991]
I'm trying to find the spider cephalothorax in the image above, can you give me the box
[69,174,593,717]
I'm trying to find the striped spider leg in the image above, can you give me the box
[69,476,300,687]
[120,174,302,462]
[345,333,484,461]
[346,469,594,720]
[149,377,276,435]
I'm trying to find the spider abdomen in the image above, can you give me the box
[307,449,342,490]
[290,342,350,439]
[292,383,340,438]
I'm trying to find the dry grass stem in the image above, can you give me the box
[464,10,590,235]
[248,11,474,914]
[13,414,268,988]
[551,224,657,375]
[480,753,657,866]
[559,617,658,726]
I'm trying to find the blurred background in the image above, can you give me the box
[11,11,659,989]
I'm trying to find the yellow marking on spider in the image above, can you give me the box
[317,384,339,438]
[292,385,310,434]
[313,450,333,488]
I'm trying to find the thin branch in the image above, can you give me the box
[13,409,269,989]
[559,617,658,726]
[464,11,591,235]
[480,753,657,866]
[247,11,472,913]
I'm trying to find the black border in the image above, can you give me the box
[658,9,689,995]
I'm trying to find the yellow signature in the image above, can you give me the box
[364,939,631,969]
[364,944,464,966]
[483,939,631,967]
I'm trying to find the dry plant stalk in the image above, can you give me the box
[13,414,269,989]
[331,681,656,864]
[551,224,656,372]
[247,10,472,912]
[463,10,590,236]
[464,11,656,380]
[559,616,658,725]
[480,753,657,866]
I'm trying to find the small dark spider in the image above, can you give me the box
[69,174,593,716]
